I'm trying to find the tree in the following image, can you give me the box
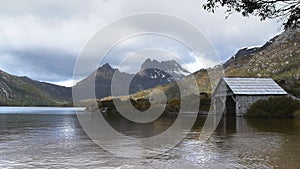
[203,0,300,29]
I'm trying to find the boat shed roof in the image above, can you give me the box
[223,78,287,95]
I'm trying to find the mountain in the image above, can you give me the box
[74,63,133,100]
[130,59,189,93]
[141,58,190,79]
[74,59,189,100]
[0,70,72,106]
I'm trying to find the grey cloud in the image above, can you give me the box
[0,49,76,82]
[0,0,283,85]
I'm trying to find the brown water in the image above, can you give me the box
[0,107,299,168]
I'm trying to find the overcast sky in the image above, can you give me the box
[0,0,283,87]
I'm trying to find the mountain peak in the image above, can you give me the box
[95,63,115,78]
[99,63,113,70]
[144,58,152,63]
[141,58,178,68]
[140,58,190,79]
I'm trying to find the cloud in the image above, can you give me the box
[0,48,76,81]
[102,34,210,73]
[0,0,283,86]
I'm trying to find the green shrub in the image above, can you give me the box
[246,96,300,118]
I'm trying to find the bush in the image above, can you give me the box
[246,96,300,118]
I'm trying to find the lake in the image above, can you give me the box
[0,107,299,168]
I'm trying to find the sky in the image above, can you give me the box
[0,0,284,87]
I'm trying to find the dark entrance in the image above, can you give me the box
[225,96,236,116]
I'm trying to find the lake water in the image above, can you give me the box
[0,107,299,168]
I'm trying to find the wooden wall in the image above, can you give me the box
[235,95,272,116]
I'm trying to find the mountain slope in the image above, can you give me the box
[0,70,72,106]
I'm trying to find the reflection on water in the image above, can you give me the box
[0,107,299,168]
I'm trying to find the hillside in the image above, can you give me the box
[0,70,72,106]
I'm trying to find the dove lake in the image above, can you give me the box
[0,107,299,168]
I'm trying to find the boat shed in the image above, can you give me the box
[213,77,288,116]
